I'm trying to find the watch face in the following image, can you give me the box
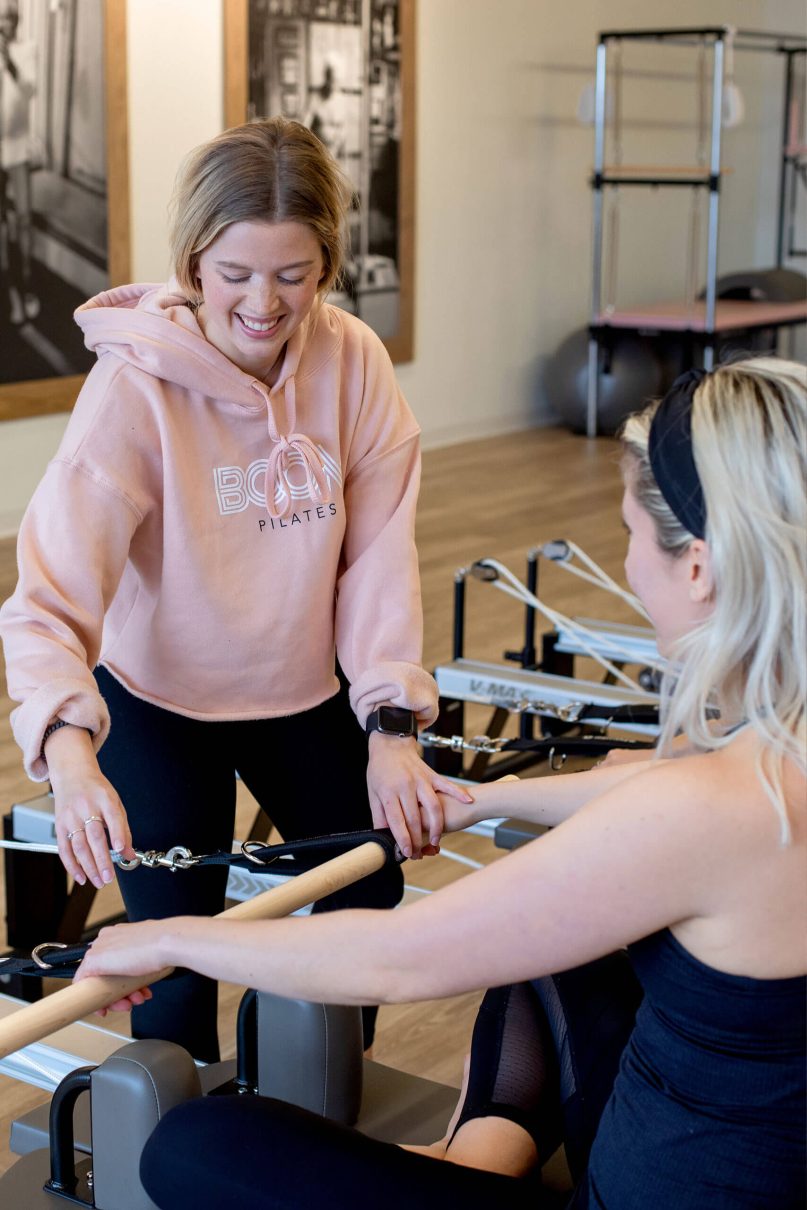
[377,706,415,735]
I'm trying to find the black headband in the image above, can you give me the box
[647,368,708,540]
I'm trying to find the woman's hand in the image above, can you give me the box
[74,920,169,1014]
[366,734,474,859]
[45,725,136,890]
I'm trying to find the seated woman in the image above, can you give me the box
[76,357,806,1209]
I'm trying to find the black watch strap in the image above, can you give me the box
[365,707,417,738]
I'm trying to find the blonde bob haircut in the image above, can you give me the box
[169,117,354,304]
[621,357,807,843]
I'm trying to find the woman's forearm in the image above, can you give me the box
[454,759,662,830]
[157,912,416,1006]
[88,751,699,1009]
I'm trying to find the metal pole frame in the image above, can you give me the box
[777,50,795,267]
[587,38,609,437]
[703,33,724,370]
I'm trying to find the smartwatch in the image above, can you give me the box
[365,706,417,739]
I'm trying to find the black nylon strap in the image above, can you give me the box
[0,944,90,980]
[201,827,402,872]
[501,736,654,757]
[0,831,403,983]
[576,704,661,726]
[0,944,190,983]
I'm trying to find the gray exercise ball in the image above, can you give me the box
[546,328,664,436]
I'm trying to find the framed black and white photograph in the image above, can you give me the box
[0,0,128,421]
[225,0,415,363]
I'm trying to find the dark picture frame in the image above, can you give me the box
[0,0,129,422]
[224,0,415,363]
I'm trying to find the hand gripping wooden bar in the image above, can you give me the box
[0,839,388,1061]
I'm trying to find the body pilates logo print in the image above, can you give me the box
[213,444,343,515]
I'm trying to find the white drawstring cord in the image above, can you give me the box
[478,558,647,692]
[544,539,650,620]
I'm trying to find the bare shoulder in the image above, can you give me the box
[581,745,733,828]
[611,731,797,812]
[573,734,803,872]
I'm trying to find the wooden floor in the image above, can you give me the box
[0,426,634,1174]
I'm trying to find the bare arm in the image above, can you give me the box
[78,759,716,1006]
[438,756,672,833]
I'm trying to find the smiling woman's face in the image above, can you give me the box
[195,220,324,382]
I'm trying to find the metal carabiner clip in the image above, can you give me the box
[112,850,142,871]
[470,734,507,754]
[162,845,198,871]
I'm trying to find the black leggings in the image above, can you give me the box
[140,956,642,1208]
[95,667,403,1060]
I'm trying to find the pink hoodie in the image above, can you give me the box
[0,283,438,780]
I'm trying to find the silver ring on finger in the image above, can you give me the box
[83,815,104,826]
[67,826,86,841]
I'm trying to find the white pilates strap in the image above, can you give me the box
[539,539,650,619]
[477,557,663,692]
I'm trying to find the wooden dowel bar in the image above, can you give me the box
[0,841,388,1061]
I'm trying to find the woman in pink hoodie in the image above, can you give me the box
[0,117,470,1059]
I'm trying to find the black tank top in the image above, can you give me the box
[580,928,806,1208]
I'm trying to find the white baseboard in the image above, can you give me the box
[0,514,21,542]
[420,409,556,452]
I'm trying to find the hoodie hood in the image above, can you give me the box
[75,281,330,518]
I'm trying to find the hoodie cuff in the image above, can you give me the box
[11,679,111,782]
[349,662,439,731]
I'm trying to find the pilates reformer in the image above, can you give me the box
[0,791,342,1006]
[0,539,663,1202]
[422,540,662,783]
[0,788,595,1209]
[0,729,620,1206]
[1,540,660,1007]
[0,829,470,1208]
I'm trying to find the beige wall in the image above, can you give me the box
[0,0,222,536]
[1,0,804,533]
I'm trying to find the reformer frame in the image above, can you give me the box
[0,836,466,1208]
[423,549,659,783]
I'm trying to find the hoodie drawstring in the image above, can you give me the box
[265,433,329,519]
[259,373,330,519]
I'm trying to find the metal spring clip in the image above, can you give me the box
[419,733,510,755]
[490,697,585,723]
[112,845,200,872]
